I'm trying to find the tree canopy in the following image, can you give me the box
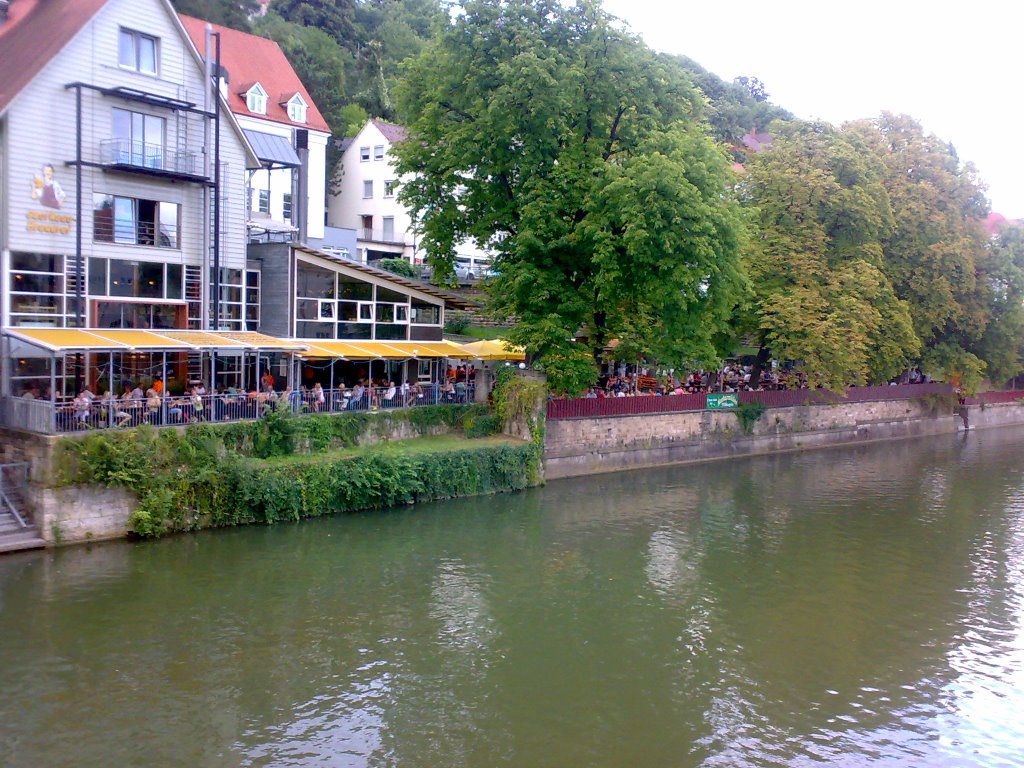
[393,0,750,393]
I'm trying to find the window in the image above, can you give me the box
[87,257,183,301]
[363,180,373,199]
[119,28,157,75]
[245,269,261,330]
[359,146,371,162]
[286,94,307,123]
[214,268,244,330]
[382,216,395,242]
[93,194,179,248]
[282,192,293,222]
[383,180,396,198]
[411,298,441,325]
[9,252,65,327]
[257,189,270,214]
[373,145,385,161]
[111,108,164,169]
[246,83,268,115]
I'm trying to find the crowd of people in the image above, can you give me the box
[580,363,933,399]
[45,371,476,431]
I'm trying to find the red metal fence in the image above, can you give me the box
[546,383,955,420]
[965,390,1024,405]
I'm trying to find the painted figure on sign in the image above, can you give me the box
[31,164,66,209]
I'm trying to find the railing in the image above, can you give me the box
[965,390,1024,405]
[99,138,200,177]
[0,384,476,435]
[359,228,406,245]
[547,383,953,420]
[0,462,30,528]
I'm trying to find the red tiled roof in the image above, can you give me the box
[179,14,330,134]
[0,0,109,115]
[371,119,407,144]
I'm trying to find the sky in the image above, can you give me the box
[601,0,1023,219]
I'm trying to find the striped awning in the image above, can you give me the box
[3,328,308,353]
[295,339,470,359]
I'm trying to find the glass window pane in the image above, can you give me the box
[93,194,114,242]
[166,264,182,300]
[138,35,156,74]
[139,262,162,299]
[109,260,137,297]
[296,262,336,299]
[158,202,178,248]
[337,322,370,340]
[375,323,407,340]
[411,299,440,325]
[11,252,61,272]
[89,258,107,296]
[338,273,372,300]
[112,109,131,141]
[296,321,333,339]
[118,29,134,68]
[377,287,407,303]
[338,301,358,322]
[375,304,394,323]
[296,299,319,320]
[113,197,135,244]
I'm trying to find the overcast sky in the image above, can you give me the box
[602,0,1022,218]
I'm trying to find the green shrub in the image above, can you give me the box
[735,401,767,434]
[378,258,417,278]
[444,311,471,334]
[464,413,502,438]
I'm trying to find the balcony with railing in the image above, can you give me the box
[358,228,406,246]
[99,139,207,183]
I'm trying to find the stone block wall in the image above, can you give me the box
[28,485,136,544]
[544,398,962,479]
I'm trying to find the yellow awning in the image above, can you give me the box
[295,340,410,359]
[87,330,196,349]
[211,331,307,350]
[156,330,250,349]
[458,338,526,360]
[5,328,197,351]
[4,328,131,351]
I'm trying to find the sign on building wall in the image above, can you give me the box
[707,393,739,409]
[25,163,75,235]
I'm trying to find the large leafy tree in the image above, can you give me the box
[393,0,749,393]
[846,114,992,388]
[975,224,1024,385]
[740,121,920,389]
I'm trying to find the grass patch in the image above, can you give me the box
[462,325,511,339]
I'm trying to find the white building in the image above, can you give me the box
[180,16,331,248]
[327,119,494,273]
[0,0,264,393]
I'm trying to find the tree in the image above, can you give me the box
[975,225,1024,385]
[393,0,749,393]
[734,75,769,103]
[170,0,260,29]
[846,114,993,384]
[740,121,920,389]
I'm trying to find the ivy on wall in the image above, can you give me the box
[53,405,525,538]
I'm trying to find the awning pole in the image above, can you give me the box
[161,352,168,425]
[50,354,57,434]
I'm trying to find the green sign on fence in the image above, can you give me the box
[707,393,739,409]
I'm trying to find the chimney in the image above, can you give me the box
[294,129,309,243]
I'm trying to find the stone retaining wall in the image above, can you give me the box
[544,399,1024,480]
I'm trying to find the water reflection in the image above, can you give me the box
[3,428,1024,766]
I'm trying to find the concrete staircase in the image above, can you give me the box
[0,465,45,554]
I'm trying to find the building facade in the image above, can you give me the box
[179,16,331,249]
[0,0,259,336]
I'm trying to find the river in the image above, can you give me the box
[2,427,1024,767]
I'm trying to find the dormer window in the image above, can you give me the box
[286,94,307,124]
[245,83,268,115]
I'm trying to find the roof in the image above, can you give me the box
[0,0,109,116]
[371,119,408,144]
[179,14,330,134]
[242,128,300,168]
[293,244,479,311]
[741,127,773,153]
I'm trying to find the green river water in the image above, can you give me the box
[3,427,1024,767]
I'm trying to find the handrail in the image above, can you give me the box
[0,384,476,434]
[0,463,30,528]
